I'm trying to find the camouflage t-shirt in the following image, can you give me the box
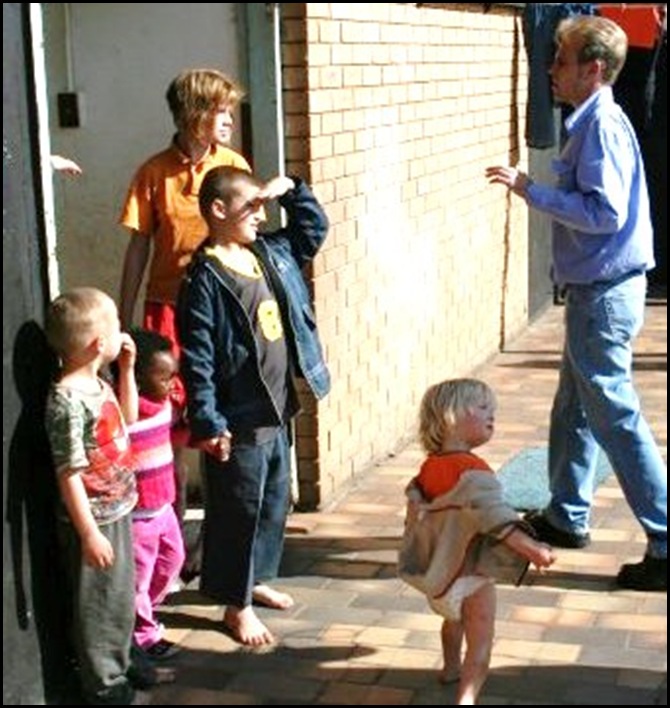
[45,378,137,524]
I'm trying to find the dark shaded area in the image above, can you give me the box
[126,635,666,705]
[3,4,78,703]
[614,37,667,287]
[6,321,80,704]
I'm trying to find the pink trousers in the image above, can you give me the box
[132,505,185,649]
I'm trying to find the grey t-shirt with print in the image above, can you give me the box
[45,378,138,525]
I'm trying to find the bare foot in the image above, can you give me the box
[223,605,275,647]
[252,584,294,610]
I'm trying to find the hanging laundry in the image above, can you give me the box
[598,5,662,48]
[522,3,596,149]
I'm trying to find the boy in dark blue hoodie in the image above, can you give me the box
[177,166,330,646]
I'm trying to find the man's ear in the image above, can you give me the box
[589,57,605,82]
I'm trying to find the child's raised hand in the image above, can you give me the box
[116,332,137,371]
[259,176,294,202]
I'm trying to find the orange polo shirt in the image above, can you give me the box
[416,451,493,501]
[119,141,251,304]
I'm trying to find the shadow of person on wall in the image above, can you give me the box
[6,320,80,704]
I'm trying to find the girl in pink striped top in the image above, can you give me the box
[127,328,187,660]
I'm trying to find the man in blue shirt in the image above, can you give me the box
[486,15,667,592]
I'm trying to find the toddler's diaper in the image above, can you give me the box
[428,575,492,620]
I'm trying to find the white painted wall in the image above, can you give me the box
[43,3,246,305]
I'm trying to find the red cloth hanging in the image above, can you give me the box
[598,5,663,49]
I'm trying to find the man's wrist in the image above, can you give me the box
[523,176,534,198]
[514,173,533,199]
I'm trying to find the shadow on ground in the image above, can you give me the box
[165,531,636,600]
[499,357,666,372]
[143,640,666,705]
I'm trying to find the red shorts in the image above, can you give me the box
[143,301,181,358]
[143,301,186,409]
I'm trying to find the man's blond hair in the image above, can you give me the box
[556,15,628,84]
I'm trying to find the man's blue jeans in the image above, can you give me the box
[546,272,667,558]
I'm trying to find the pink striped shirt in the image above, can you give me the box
[128,397,176,511]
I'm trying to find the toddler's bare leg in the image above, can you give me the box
[455,582,496,705]
[439,618,463,684]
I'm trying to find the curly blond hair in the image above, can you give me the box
[418,378,495,454]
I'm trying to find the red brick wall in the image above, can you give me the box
[282,3,530,509]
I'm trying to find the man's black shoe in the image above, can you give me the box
[523,511,591,549]
[616,555,667,592]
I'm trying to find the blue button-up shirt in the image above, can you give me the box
[526,87,655,285]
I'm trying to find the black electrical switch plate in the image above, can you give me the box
[57,92,81,128]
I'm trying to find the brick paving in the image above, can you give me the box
[147,302,667,705]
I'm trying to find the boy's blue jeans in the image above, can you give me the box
[546,272,667,558]
[200,426,291,606]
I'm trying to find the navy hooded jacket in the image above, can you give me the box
[176,177,331,442]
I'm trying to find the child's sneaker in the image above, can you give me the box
[144,638,181,661]
[128,643,177,686]
[166,578,183,595]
